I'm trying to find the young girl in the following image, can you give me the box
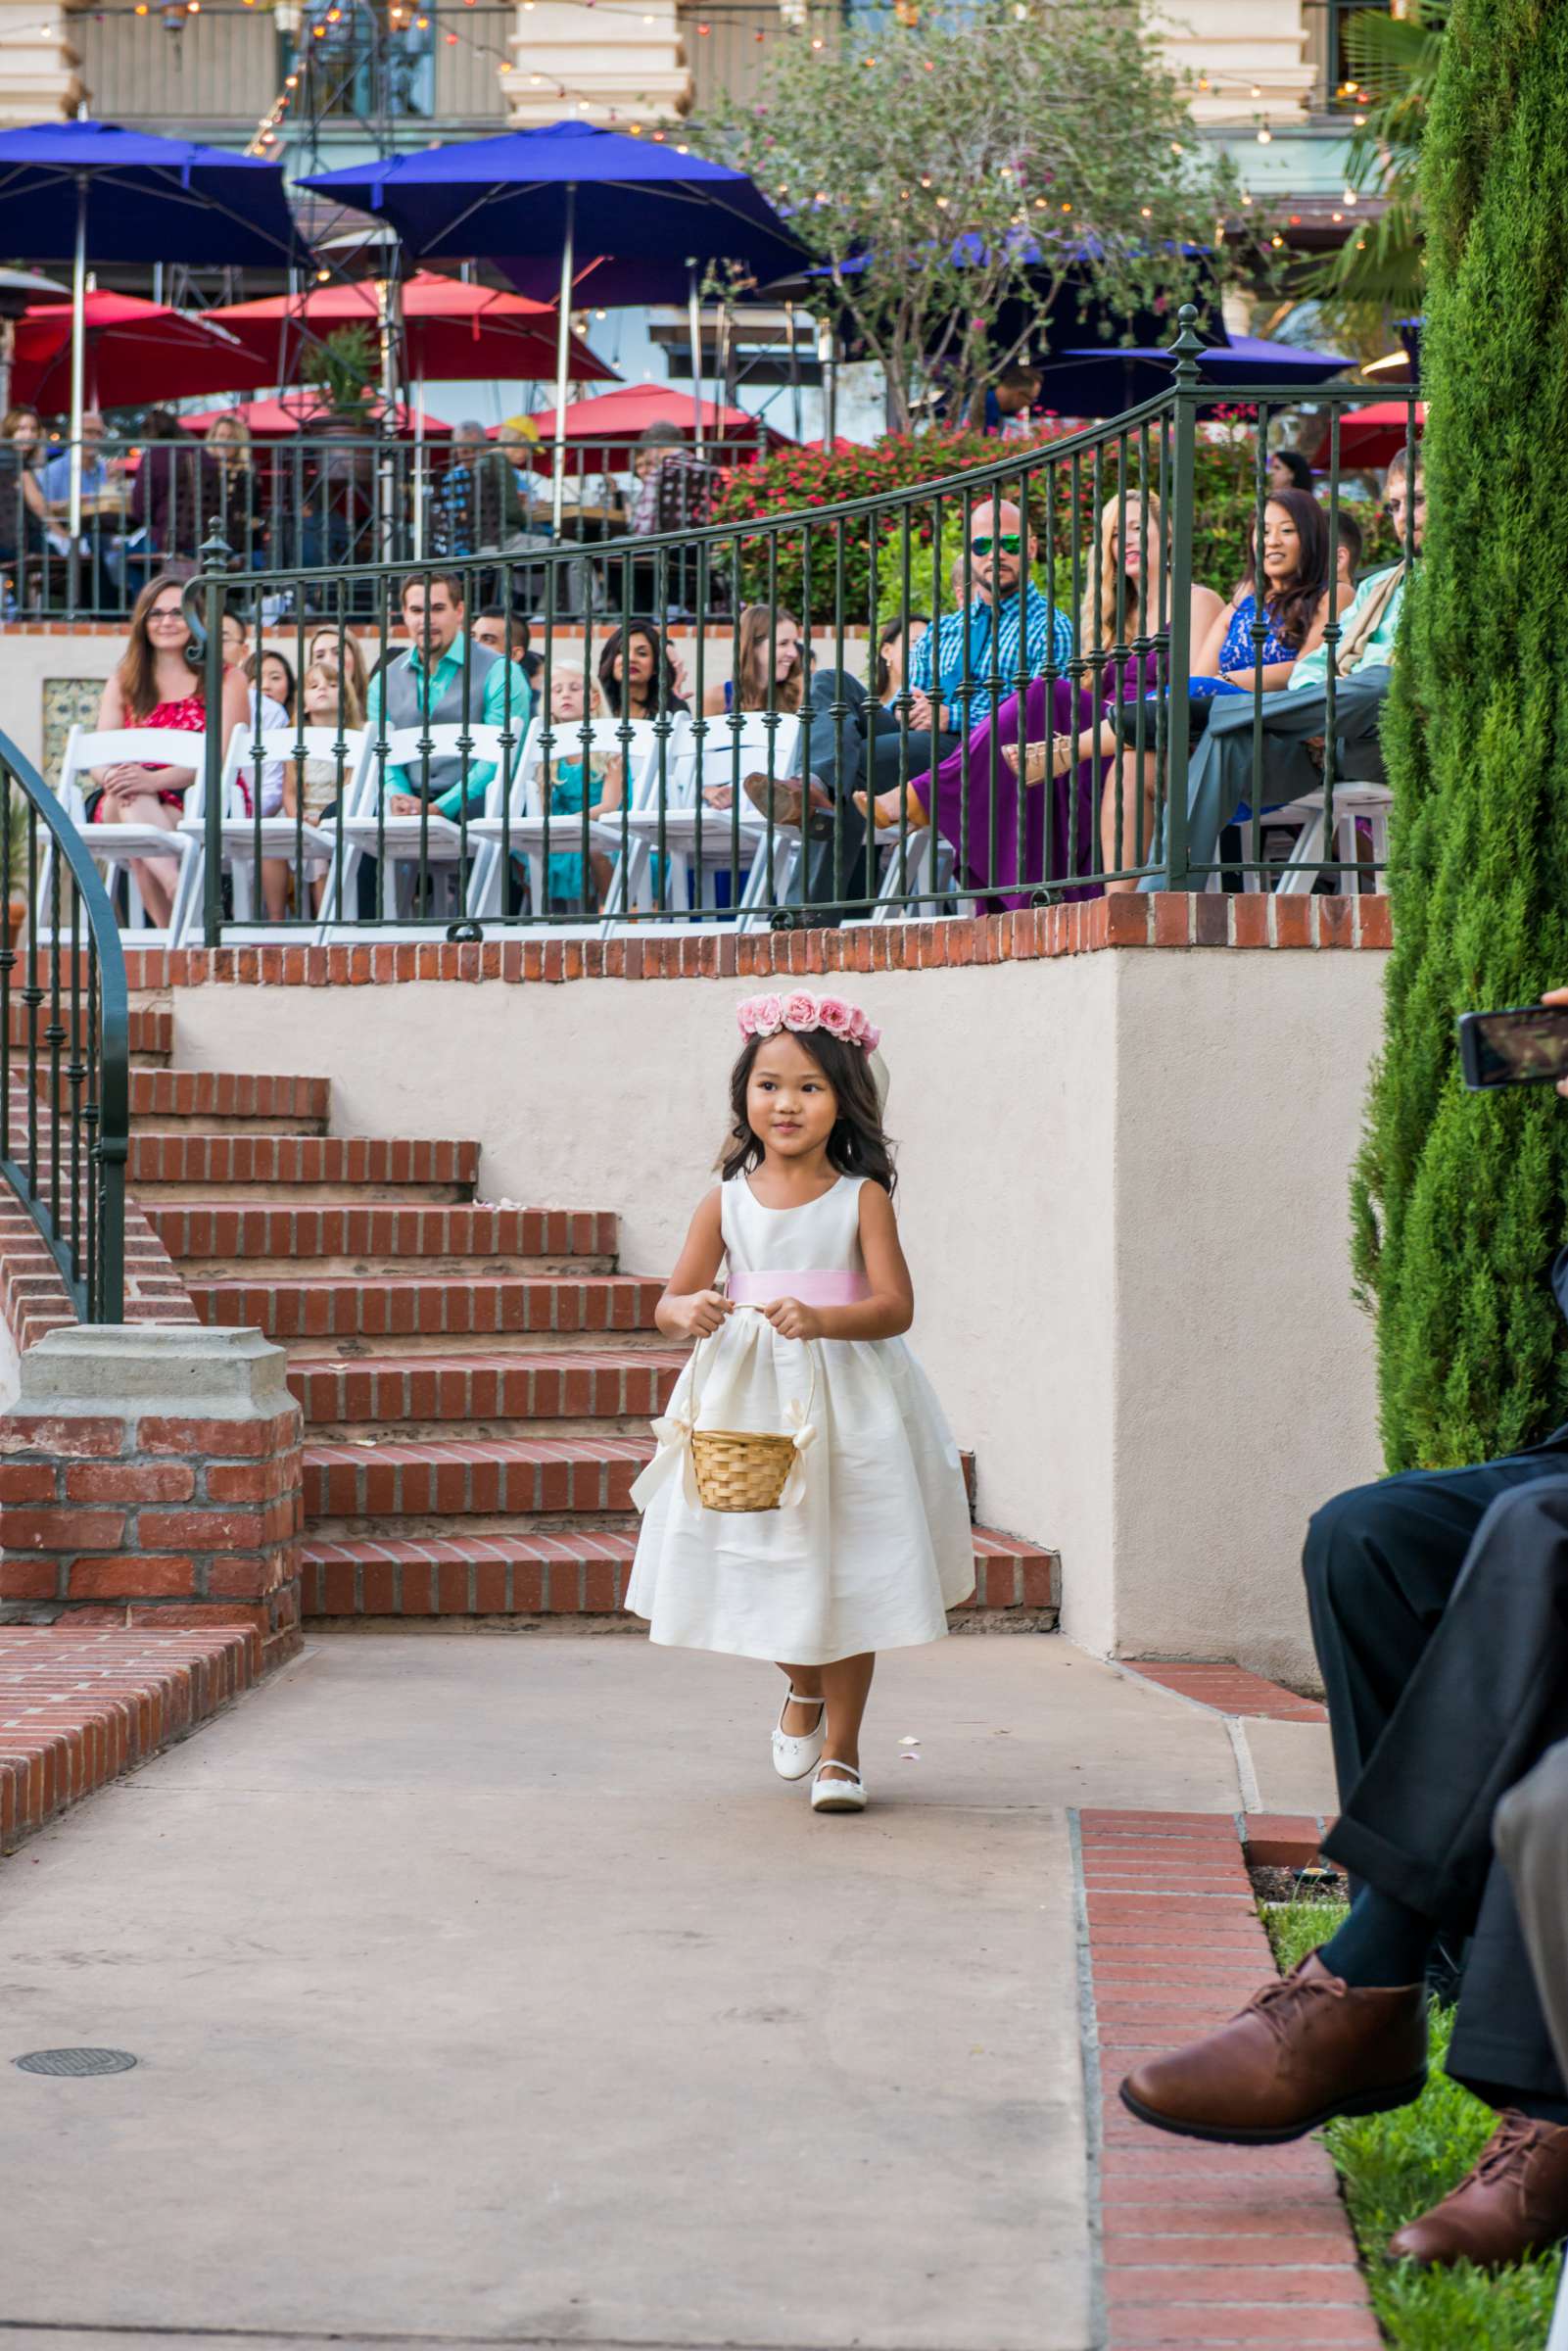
[544,666,623,910]
[628,992,974,1813]
[279,655,367,914]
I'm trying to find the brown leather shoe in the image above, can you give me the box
[1387,2111,1568,2268]
[1119,1952,1428,2145]
[741,772,834,836]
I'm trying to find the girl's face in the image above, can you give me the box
[260,652,291,706]
[10,411,39,452]
[1116,505,1154,578]
[220,612,246,663]
[309,630,342,670]
[304,666,336,716]
[1260,499,1302,584]
[551,672,588,722]
[746,1033,838,1163]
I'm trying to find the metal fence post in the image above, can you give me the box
[1162,305,1203,893]
[197,522,231,951]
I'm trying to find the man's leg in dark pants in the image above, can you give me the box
[1318,1473,1568,2109]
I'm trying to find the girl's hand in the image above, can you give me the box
[763,1296,823,1342]
[671,1289,732,1340]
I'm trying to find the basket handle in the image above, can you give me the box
[687,1302,818,1432]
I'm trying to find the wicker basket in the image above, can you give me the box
[687,1319,818,1514]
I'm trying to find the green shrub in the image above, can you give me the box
[1352,0,1568,1469]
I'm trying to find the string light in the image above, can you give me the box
[1256,124,1271,143]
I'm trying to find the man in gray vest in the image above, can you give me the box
[367,572,530,822]
[336,573,531,920]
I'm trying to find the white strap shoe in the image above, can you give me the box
[772,1687,828,1781]
[810,1760,867,1813]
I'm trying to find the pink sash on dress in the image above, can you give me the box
[725,1270,872,1309]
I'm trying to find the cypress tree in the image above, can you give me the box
[1352,0,1568,1470]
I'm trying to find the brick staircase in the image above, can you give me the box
[127,1036,1058,1627]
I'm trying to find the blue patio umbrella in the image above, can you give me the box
[1033,333,1352,416]
[302,121,806,528]
[0,120,305,543]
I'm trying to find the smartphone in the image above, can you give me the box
[1458,1005,1568,1090]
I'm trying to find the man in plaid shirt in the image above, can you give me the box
[870,498,1074,794]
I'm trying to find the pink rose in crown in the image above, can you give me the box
[863,1023,882,1052]
[753,993,784,1033]
[781,990,819,1032]
[736,997,760,1036]
[816,995,854,1038]
[847,1004,870,1041]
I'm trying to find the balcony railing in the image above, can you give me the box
[74,0,509,131]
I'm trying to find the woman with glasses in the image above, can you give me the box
[88,573,249,927]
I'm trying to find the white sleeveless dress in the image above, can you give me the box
[626,1174,974,1664]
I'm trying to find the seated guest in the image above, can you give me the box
[1097,485,1330,887]
[1268,447,1315,494]
[1333,505,1364,594]
[597,619,690,722]
[38,411,128,578]
[472,604,533,675]
[876,612,929,707]
[0,406,52,591]
[89,572,248,927]
[542,665,624,910]
[434,421,533,558]
[1119,1005,1568,2266]
[218,609,289,824]
[306,625,371,716]
[281,654,367,915]
[853,493,1225,909]
[364,573,530,822]
[863,499,1075,802]
[128,413,221,579]
[978,360,1043,438]
[1137,451,1421,886]
[629,421,717,536]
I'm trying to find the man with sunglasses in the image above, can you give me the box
[869,499,1074,799]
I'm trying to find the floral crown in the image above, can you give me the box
[736,991,881,1053]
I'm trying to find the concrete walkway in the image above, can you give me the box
[0,1633,1333,2351]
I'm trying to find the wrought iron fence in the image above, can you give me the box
[0,734,128,1323]
[32,308,1414,941]
[1,430,768,622]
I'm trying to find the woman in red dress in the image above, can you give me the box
[91,572,248,927]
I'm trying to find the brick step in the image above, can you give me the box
[189,1272,665,1352]
[146,1202,619,1278]
[299,1526,1057,1620]
[127,1132,480,1202]
[288,1349,683,1437]
[4,1002,169,1062]
[302,1433,650,1522]
[122,1068,330,1133]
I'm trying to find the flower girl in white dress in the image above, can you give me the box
[627,989,974,1813]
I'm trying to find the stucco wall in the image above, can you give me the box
[167,941,1386,1682]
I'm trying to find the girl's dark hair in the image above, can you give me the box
[1241,487,1329,651]
[596,619,689,718]
[1270,447,1314,492]
[720,1029,895,1197]
[246,646,296,712]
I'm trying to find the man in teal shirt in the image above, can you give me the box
[367,573,531,822]
[1141,450,1422,885]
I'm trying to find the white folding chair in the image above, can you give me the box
[168,724,369,947]
[862,819,964,923]
[1547,2259,1568,2351]
[35,725,205,946]
[1273,782,1394,896]
[316,721,526,940]
[465,716,663,929]
[620,712,802,930]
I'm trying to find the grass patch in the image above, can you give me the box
[1262,1899,1561,2348]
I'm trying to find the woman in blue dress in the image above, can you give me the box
[1102,484,1333,884]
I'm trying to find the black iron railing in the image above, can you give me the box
[0,734,127,1322]
[46,304,1407,939]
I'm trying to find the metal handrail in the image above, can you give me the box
[0,731,127,1323]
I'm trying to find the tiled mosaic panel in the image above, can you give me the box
[42,678,103,791]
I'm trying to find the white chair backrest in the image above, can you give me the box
[61,725,208,790]
[676,711,802,809]
[216,724,369,821]
[366,722,527,817]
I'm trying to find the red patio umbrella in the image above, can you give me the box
[202,270,616,387]
[520,380,789,475]
[13,290,277,414]
[1315,400,1426,469]
[178,392,454,440]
